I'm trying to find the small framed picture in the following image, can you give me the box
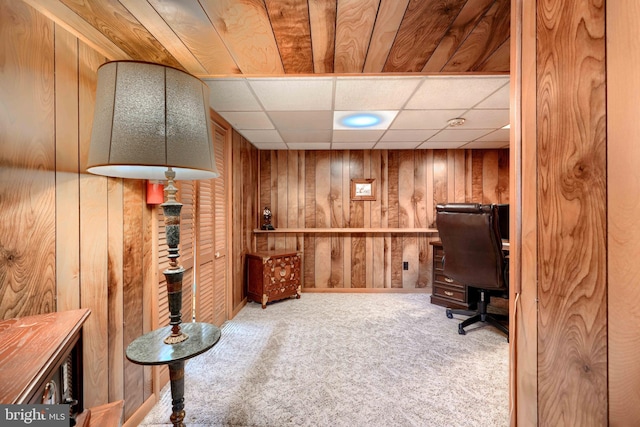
[351,178,376,201]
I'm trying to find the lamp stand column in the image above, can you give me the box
[162,168,188,344]
[168,361,186,427]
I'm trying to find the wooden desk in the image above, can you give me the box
[429,240,509,309]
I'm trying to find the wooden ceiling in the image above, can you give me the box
[27,0,510,77]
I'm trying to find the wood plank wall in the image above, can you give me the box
[231,131,259,313]
[536,0,607,424]
[256,149,509,289]
[608,1,640,423]
[0,0,154,422]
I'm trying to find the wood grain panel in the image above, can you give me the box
[200,0,284,74]
[25,0,512,75]
[536,0,607,424]
[363,0,410,73]
[59,0,181,68]
[315,151,331,287]
[481,150,499,204]
[107,177,124,403]
[422,0,495,72]
[476,37,510,73]
[286,151,300,248]
[78,40,109,408]
[21,0,130,60]
[433,150,448,208]
[304,151,316,287]
[147,0,239,75]
[607,1,640,423]
[55,25,80,312]
[265,0,313,73]
[350,152,365,287]
[122,180,144,420]
[334,0,380,73]
[512,0,538,421]
[443,0,510,72]
[307,0,336,73]
[330,151,344,287]
[0,0,55,319]
[118,0,206,75]
[384,0,466,72]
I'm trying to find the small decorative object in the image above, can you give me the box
[351,178,376,201]
[262,206,275,230]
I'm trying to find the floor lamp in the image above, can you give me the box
[86,60,221,426]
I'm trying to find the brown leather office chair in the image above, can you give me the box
[435,203,509,339]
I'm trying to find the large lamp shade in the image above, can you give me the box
[87,61,219,180]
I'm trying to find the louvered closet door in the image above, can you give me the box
[195,120,228,326]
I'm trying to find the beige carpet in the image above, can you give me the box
[140,293,509,427]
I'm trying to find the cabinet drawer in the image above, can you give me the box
[432,284,466,302]
[434,272,462,287]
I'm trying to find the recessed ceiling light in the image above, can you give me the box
[333,111,398,130]
[341,113,382,128]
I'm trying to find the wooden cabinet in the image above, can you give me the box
[429,241,478,310]
[0,309,123,427]
[246,250,302,308]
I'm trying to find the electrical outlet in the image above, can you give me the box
[403,261,409,270]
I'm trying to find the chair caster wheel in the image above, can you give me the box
[446,309,453,319]
[458,326,466,335]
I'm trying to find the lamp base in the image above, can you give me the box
[164,332,189,345]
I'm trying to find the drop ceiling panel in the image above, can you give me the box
[406,77,509,109]
[248,78,334,110]
[269,111,333,130]
[475,128,510,142]
[238,129,283,143]
[203,75,511,150]
[332,142,376,149]
[391,109,467,129]
[207,79,261,111]
[287,142,332,150]
[417,141,466,149]
[380,129,439,142]
[334,77,422,110]
[459,109,510,129]
[280,130,332,143]
[375,141,422,149]
[463,140,509,149]
[218,112,274,129]
[251,142,289,150]
[428,129,492,142]
[475,83,510,109]
[332,130,385,142]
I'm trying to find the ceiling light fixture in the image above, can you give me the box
[447,117,466,127]
[333,110,398,130]
[341,113,382,128]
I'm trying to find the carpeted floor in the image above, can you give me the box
[140,293,509,427]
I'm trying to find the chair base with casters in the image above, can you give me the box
[445,289,509,341]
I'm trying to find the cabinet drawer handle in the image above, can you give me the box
[444,277,454,283]
[444,290,454,297]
